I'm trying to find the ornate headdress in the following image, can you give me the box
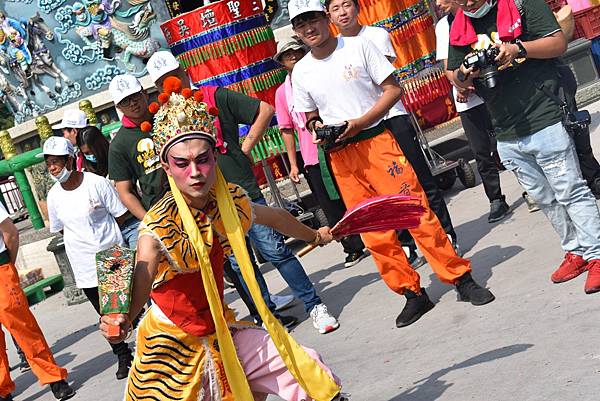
[143,76,219,161]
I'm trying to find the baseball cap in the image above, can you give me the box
[147,51,181,83]
[288,0,325,22]
[37,136,75,158]
[109,74,143,105]
[273,38,307,63]
[51,109,88,130]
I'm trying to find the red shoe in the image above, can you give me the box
[551,252,588,283]
[584,260,600,294]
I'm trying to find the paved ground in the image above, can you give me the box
[5,102,600,400]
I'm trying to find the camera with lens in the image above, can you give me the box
[462,47,501,89]
[563,108,591,136]
[315,122,348,152]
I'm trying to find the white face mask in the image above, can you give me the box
[51,167,72,184]
[463,0,496,18]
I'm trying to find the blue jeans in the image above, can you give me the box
[498,122,600,260]
[230,197,321,313]
[120,217,140,250]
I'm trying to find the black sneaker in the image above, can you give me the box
[116,349,134,380]
[344,251,367,268]
[19,357,31,373]
[50,380,75,400]
[407,247,425,270]
[0,393,13,401]
[488,196,510,223]
[277,314,298,330]
[522,192,540,213]
[256,315,298,330]
[455,273,495,306]
[223,275,235,289]
[396,288,435,328]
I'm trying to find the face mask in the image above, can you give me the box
[464,0,496,18]
[51,167,72,184]
[84,154,97,163]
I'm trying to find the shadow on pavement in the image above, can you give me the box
[50,323,98,355]
[387,343,533,401]
[425,244,524,304]
[454,196,525,255]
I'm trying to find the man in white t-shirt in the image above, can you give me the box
[326,0,460,257]
[52,109,89,172]
[0,202,75,401]
[435,0,509,223]
[289,0,495,328]
[42,136,134,381]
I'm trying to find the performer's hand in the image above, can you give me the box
[312,121,325,144]
[289,165,301,183]
[337,119,364,142]
[494,42,519,70]
[316,226,334,245]
[100,314,130,344]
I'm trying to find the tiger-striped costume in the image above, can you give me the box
[126,183,254,401]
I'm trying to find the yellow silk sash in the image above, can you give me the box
[167,168,340,401]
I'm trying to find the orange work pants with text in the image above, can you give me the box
[329,130,471,294]
[0,262,67,396]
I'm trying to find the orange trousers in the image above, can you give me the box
[0,262,67,396]
[329,130,471,294]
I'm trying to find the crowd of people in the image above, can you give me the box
[1,0,599,399]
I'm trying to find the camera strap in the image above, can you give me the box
[533,80,567,110]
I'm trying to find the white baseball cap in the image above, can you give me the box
[109,74,143,105]
[37,136,75,158]
[288,0,325,22]
[51,109,88,130]
[147,51,181,83]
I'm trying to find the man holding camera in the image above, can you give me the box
[448,0,600,293]
[435,0,509,223]
[289,0,495,328]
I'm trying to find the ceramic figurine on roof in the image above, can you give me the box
[0,0,164,124]
[74,0,159,69]
[109,2,160,71]
[0,72,31,115]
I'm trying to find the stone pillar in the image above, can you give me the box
[47,236,87,305]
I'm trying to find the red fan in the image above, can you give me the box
[331,194,425,236]
[297,194,426,257]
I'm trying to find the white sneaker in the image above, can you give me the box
[271,294,295,311]
[310,304,339,334]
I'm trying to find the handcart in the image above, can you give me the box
[400,67,477,191]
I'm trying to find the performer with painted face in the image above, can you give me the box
[99,77,348,401]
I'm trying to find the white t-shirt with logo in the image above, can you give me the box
[357,25,396,61]
[0,203,9,254]
[48,172,126,288]
[435,15,484,113]
[355,25,407,118]
[293,36,396,127]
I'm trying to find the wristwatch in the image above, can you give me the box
[515,39,527,59]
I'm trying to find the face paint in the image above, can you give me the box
[165,139,217,203]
